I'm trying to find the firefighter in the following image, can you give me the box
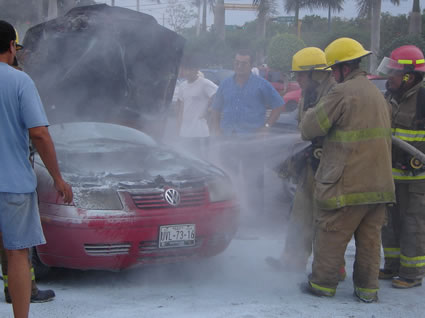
[266,47,345,277]
[377,45,425,289]
[299,37,395,302]
[0,30,56,304]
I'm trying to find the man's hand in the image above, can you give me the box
[29,126,73,204]
[54,178,73,204]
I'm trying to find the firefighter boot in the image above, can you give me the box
[353,287,378,303]
[392,277,423,289]
[378,268,398,280]
[300,280,335,298]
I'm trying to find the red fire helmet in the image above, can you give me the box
[378,45,425,75]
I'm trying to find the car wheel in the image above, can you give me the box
[285,100,298,112]
[31,247,50,279]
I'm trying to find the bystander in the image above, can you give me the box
[211,49,284,215]
[0,20,73,318]
[176,56,217,159]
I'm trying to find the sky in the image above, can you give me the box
[96,0,423,29]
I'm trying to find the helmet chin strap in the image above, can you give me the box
[398,73,410,92]
[338,64,345,83]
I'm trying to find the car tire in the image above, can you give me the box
[285,100,298,112]
[31,247,51,279]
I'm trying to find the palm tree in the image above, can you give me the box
[317,0,344,31]
[48,0,58,19]
[252,0,277,62]
[356,0,400,73]
[408,0,421,35]
[214,0,225,40]
[282,0,331,33]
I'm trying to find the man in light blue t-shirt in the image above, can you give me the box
[0,20,73,318]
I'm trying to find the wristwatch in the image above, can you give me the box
[264,123,271,128]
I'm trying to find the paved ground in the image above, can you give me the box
[0,212,424,318]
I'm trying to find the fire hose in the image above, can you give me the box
[392,136,425,169]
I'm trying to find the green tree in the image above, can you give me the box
[267,33,305,73]
[380,12,408,48]
[380,34,425,61]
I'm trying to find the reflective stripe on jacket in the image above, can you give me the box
[300,69,395,210]
[389,83,425,182]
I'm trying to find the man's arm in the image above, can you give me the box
[265,105,284,127]
[29,126,73,204]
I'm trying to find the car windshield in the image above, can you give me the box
[48,122,223,183]
[50,122,156,149]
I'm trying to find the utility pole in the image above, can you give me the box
[111,0,115,6]
[136,0,140,12]
[47,0,58,19]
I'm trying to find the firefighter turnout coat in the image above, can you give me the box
[300,69,395,297]
[382,81,425,279]
[280,72,335,270]
[300,69,395,210]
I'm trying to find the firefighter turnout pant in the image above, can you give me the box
[281,163,316,270]
[309,204,386,297]
[382,183,425,279]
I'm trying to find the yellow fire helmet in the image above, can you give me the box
[324,37,371,68]
[291,47,328,72]
[15,29,23,50]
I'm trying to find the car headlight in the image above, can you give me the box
[207,177,235,202]
[73,188,123,210]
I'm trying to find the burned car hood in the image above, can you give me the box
[36,122,225,189]
[21,4,184,137]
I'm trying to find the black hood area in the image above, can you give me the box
[21,4,185,137]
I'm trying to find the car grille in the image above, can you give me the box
[84,243,131,256]
[130,188,207,209]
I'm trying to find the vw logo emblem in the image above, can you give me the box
[164,188,181,206]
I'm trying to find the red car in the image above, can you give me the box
[34,122,239,275]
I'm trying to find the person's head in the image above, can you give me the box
[324,37,371,83]
[291,47,329,90]
[180,55,201,82]
[234,49,254,78]
[377,45,425,93]
[0,20,19,65]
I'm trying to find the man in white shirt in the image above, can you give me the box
[177,56,217,158]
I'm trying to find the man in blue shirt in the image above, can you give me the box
[211,50,284,215]
[211,51,284,135]
[0,21,73,318]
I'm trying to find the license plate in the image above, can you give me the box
[159,224,196,248]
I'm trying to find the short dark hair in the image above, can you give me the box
[235,49,254,65]
[0,20,16,54]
